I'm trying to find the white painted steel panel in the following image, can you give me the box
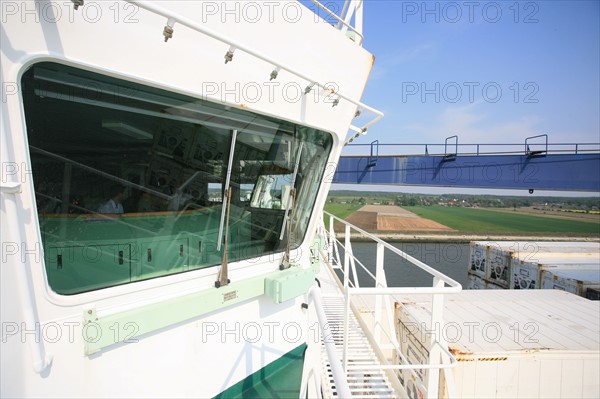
[582,358,600,398]
[539,359,563,398]
[515,358,540,398]
[561,359,584,398]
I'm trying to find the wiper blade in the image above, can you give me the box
[216,129,237,288]
[279,142,303,270]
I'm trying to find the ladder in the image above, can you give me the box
[317,264,398,398]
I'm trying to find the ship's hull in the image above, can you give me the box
[0,1,375,397]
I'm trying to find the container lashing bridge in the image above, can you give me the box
[334,135,600,192]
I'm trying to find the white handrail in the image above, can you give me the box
[306,286,353,398]
[348,286,461,295]
[308,0,364,44]
[125,1,383,134]
[319,210,463,398]
[324,211,462,289]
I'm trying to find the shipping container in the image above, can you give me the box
[468,243,488,278]
[512,260,599,290]
[467,273,505,290]
[469,241,600,297]
[470,242,599,267]
[394,290,600,399]
[542,268,600,296]
[587,288,600,300]
[467,273,486,289]
[486,244,512,287]
[486,241,599,256]
[469,241,514,286]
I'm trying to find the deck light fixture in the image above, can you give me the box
[224,46,236,64]
[344,128,367,146]
[163,18,175,42]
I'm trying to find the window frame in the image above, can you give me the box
[19,60,337,300]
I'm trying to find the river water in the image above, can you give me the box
[334,242,470,288]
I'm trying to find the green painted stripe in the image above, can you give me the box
[83,267,315,355]
[214,343,307,399]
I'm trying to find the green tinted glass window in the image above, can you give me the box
[22,62,332,294]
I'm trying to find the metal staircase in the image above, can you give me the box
[318,267,397,398]
[299,212,463,398]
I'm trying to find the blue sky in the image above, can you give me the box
[326,0,599,195]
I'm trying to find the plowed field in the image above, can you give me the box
[346,205,454,232]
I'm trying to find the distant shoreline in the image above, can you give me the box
[326,203,599,242]
[337,233,600,243]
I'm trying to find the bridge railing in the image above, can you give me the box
[125,1,382,139]
[317,211,463,398]
[344,142,600,157]
[305,0,365,45]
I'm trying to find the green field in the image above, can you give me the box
[323,203,362,227]
[404,206,600,235]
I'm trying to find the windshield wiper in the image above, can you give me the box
[215,129,237,288]
[279,142,303,270]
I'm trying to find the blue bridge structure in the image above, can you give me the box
[333,136,600,192]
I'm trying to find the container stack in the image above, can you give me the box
[468,241,600,299]
[394,290,600,399]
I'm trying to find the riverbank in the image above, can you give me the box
[338,233,600,243]
[326,204,600,240]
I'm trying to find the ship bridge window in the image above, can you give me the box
[21,62,332,295]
